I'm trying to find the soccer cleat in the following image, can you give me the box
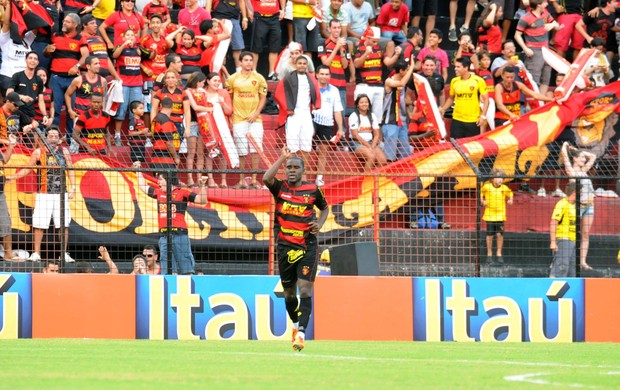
[28,252,41,262]
[292,335,305,352]
[291,328,298,343]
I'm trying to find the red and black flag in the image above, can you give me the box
[10,0,54,45]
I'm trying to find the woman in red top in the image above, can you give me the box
[476,2,503,58]
[165,26,209,81]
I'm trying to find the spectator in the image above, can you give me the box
[410,1,436,46]
[0,1,36,98]
[494,67,552,128]
[560,141,596,271]
[549,182,578,277]
[454,31,477,66]
[44,13,83,144]
[514,0,560,95]
[152,54,183,92]
[0,134,17,260]
[128,100,149,163]
[79,14,120,79]
[33,67,54,129]
[204,72,234,188]
[490,40,527,83]
[321,0,350,39]
[64,56,107,129]
[32,0,60,71]
[353,27,400,123]
[407,55,445,140]
[113,29,147,146]
[43,262,60,273]
[439,57,489,139]
[142,0,171,30]
[278,42,316,78]
[72,93,115,156]
[7,127,77,263]
[583,37,613,86]
[178,0,211,36]
[448,0,477,42]
[184,71,209,188]
[349,94,387,171]
[0,93,39,148]
[207,0,247,69]
[416,29,449,82]
[342,0,375,43]
[142,244,161,274]
[93,0,116,26]
[226,52,267,189]
[135,162,209,275]
[280,55,321,171]
[292,0,321,56]
[382,58,414,162]
[376,0,409,45]
[549,0,585,57]
[150,96,182,185]
[249,0,285,81]
[151,70,190,150]
[480,168,514,264]
[313,65,344,186]
[96,246,120,274]
[318,19,350,110]
[131,254,148,274]
[399,26,423,69]
[263,146,329,352]
[476,2,503,58]
[6,52,46,129]
[575,0,618,64]
[165,27,208,81]
[99,0,147,50]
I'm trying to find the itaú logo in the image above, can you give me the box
[417,279,581,342]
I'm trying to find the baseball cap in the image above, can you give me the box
[6,92,24,107]
[590,37,605,47]
[82,14,96,25]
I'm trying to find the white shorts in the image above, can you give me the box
[233,121,264,156]
[32,193,71,229]
[285,111,314,153]
[354,84,385,125]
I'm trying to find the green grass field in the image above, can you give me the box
[1,340,619,388]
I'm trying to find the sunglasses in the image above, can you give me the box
[144,254,155,258]
[124,0,135,2]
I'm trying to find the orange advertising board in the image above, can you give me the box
[584,278,620,343]
[31,274,136,339]
[313,276,413,340]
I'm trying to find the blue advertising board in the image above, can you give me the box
[0,273,32,339]
[413,278,585,342]
[136,275,312,340]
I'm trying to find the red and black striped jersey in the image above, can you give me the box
[75,109,111,151]
[147,186,197,231]
[317,38,348,90]
[80,34,112,74]
[267,178,328,249]
[151,112,179,164]
[74,75,106,115]
[115,45,143,87]
[153,88,187,123]
[354,43,384,85]
[50,32,82,76]
[34,87,52,122]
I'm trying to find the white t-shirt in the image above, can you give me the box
[348,111,378,142]
[0,30,36,78]
[313,84,343,126]
[295,73,311,113]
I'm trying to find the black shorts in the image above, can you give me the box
[314,123,334,141]
[277,237,318,288]
[251,13,282,54]
[486,221,505,236]
[130,145,147,163]
[450,119,480,139]
[411,0,437,17]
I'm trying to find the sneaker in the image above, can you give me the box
[315,178,325,186]
[69,140,79,154]
[291,328,298,343]
[537,188,547,197]
[179,138,188,154]
[459,25,470,35]
[496,255,504,264]
[63,252,75,263]
[28,252,41,262]
[519,182,536,194]
[551,188,566,197]
[439,222,451,229]
[448,28,457,42]
[114,135,122,147]
[145,138,153,148]
[267,73,279,82]
[292,335,305,352]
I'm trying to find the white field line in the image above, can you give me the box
[505,373,592,388]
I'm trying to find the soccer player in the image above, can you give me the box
[263,146,329,351]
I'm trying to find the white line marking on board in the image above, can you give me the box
[505,373,587,388]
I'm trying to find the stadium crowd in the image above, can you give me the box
[0,0,618,277]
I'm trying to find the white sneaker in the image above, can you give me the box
[69,140,79,154]
[551,188,566,197]
[63,252,75,263]
[537,188,547,197]
[179,139,188,154]
[145,138,153,148]
[316,178,325,186]
[28,252,41,262]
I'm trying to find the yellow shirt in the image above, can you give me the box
[93,0,116,20]
[481,182,513,222]
[449,74,487,123]
[226,71,268,124]
[293,3,314,18]
[551,198,576,242]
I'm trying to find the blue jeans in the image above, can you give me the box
[381,31,406,45]
[115,85,143,121]
[381,123,411,161]
[51,74,74,136]
[159,234,195,275]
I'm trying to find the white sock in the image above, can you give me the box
[316,175,323,181]
[293,322,299,330]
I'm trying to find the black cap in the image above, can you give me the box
[590,37,605,47]
[82,14,95,25]
[6,92,24,107]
